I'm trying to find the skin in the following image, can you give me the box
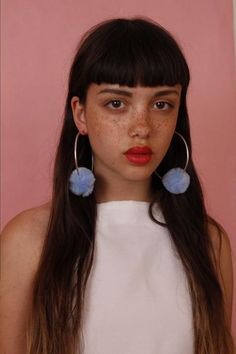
[71,83,182,203]
[0,83,235,353]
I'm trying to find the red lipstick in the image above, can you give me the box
[124,146,153,165]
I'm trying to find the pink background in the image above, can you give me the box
[1,0,236,338]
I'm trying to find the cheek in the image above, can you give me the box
[153,120,177,152]
[153,116,177,135]
[86,112,126,151]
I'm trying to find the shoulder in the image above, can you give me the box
[0,203,51,353]
[2,202,51,232]
[208,220,233,267]
[207,219,234,329]
[1,202,51,238]
[1,202,52,275]
[1,202,51,269]
[1,202,52,284]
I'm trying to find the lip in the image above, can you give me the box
[124,146,153,154]
[124,146,153,165]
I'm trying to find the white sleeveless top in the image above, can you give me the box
[81,201,194,354]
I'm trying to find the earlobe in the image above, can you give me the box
[71,96,88,134]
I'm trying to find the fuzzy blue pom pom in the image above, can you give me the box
[69,167,96,197]
[162,168,190,194]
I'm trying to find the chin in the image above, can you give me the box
[121,168,153,182]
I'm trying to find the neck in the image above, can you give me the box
[94,175,152,203]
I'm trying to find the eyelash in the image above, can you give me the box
[106,100,125,109]
[105,100,173,110]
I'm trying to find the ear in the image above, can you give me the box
[71,96,88,134]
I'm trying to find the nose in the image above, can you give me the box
[128,110,151,138]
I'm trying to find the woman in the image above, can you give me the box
[1,17,235,354]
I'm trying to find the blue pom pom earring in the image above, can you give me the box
[69,132,96,197]
[155,132,190,194]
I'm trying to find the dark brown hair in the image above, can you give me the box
[27,17,234,353]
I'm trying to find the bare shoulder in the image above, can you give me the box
[207,220,233,260]
[0,203,51,354]
[207,219,234,329]
[1,202,51,262]
[1,201,51,237]
[0,201,52,290]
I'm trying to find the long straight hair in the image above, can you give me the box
[27,17,234,353]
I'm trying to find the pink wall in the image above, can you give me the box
[2,0,236,338]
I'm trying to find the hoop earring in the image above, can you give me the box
[155,132,190,194]
[69,132,96,197]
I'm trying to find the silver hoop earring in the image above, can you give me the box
[155,132,190,194]
[69,132,96,197]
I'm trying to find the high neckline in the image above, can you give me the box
[97,200,150,206]
[96,200,165,224]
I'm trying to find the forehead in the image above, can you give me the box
[87,83,182,97]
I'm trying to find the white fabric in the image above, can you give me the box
[82,201,194,354]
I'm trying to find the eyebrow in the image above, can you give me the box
[98,88,180,97]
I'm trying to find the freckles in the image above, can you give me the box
[109,115,127,127]
[154,119,176,130]
[89,114,104,136]
[152,120,167,132]
[105,119,124,149]
[89,116,123,151]
[101,115,127,135]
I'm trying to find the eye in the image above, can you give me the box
[106,100,124,109]
[154,101,172,110]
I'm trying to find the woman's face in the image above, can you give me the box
[71,83,181,185]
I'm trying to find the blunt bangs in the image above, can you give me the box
[75,18,190,99]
